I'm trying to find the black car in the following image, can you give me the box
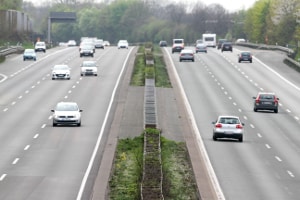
[238,51,252,63]
[221,42,232,52]
[253,92,279,113]
[217,39,227,49]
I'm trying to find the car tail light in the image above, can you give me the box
[236,124,243,129]
[215,123,222,128]
[255,96,260,103]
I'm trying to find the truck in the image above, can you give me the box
[202,33,216,48]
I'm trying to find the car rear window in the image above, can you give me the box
[260,95,274,100]
[219,118,239,124]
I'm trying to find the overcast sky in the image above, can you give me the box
[24,0,257,12]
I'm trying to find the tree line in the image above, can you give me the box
[2,0,300,50]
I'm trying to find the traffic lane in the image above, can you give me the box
[198,48,300,199]
[0,47,79,107]
[171,47,299,199]
[0,47,133,199]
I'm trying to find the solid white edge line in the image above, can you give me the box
[164,48,225,200]
[76,47,134,200]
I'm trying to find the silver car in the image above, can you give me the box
[212,115,244,142]
[80,60,98,76]
[179,49,194,62]
[51,102,82,126]
[52,64,71,80]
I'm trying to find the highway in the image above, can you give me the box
[1,43,300,200]
[0,46,133,200]
[166,46,300,200]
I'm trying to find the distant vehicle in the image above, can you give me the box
[117,40,129,49]
[195,43,207,53]
[179,49,194,62]
[52,64,71,80]
[80,60,98,76]
[95,39,104,49]
[195,39,203,46]
[23,49,36,61]
[253,92,279,113]
[80,45,94,57]
[67,40,77,46]
[221,42,233,52]
[217,39,227,49]
[103,41,110,46]
[172,38,184,53]
[238,51,252,63]
[159,40,167,47]
[35,41,46,53]
[51,102,82,126]
[212,115,244,142]
[236,38,246,43]
[202,33,216,47]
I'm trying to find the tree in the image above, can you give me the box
[0,0,22,10]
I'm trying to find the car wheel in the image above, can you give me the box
[77,122,81,126]
[254,108,257,112]
[250,60,252,63]
[95,74,98,76]
[52,78,55,80]
[213,135,217,141]
[239,137,243,142]
[274,108,278,113]
[23,58,26,61]
[238,60,241,63]
[81,74,83,76]
[53,122,57,126]
[192,59,194,62]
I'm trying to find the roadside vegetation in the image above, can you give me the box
[109,129,198,200]
[131,44,171,87]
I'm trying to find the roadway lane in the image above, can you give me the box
[0,46,134,199]
[166,46,300,200]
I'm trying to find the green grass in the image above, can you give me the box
[109,133,198,200]
[131,44,171,88]
[109,136,144,200]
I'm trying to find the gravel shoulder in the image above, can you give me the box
[91,47,218,200]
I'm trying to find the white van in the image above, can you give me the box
[35,41,46,53]
[172,38,184,53]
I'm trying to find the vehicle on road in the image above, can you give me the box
[195,43,207,53]
[51,102,82,126]
[253,92,279,113]
[172,38,184,53]
[103,41,110,46]
[212,115,244,142]
[221,42,232,52]
[67,40,77,46]
[217,38,227,49]
[159,40,167,47]
[195,39,203,46]
[35,41,46,53]
[52,64,71,80]
[80,45,94,57]
[80,60,98,76]
[202,33,216,47]
[23,49,36,61]
[95,39,104,49]
[117,40,129,49]
[179,49,194,62]
[238,51,252,63]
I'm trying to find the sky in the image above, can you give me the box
[24,0,257,12]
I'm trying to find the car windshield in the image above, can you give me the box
[219,117,239,124]
[82,62,96,67]
[53,65,69,70]
[55,103,78,111]
[25,49,34,53]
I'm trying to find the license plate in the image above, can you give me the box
[225,131,233,134]
[263,102,272,104]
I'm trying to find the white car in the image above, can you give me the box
[52,64,71,80]
[35,41,46,53]
[80,60,98,76]
[117,40,129,49]
[51,102,82,126]
[67,40,77,46]
[212,115,244,142]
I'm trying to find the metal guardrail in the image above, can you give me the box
[234,41,300,69]
[234,42,294,54]
[0,45,24,57]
